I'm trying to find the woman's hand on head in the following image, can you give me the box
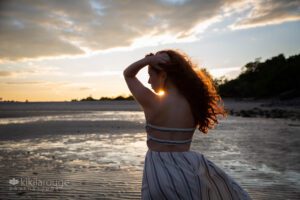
[146,52,170,68]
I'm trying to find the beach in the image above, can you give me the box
[0,99,299,199]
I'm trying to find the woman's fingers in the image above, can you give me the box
[156,53,170,64]
[146,52,170,67]
[145,53,154,57]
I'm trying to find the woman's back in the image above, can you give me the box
[144,92,196,129]
[144,92,196,152]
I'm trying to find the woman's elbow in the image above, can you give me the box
[123,69,133,78]
[123,69,129,77]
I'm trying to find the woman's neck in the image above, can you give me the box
[163,82,181,97]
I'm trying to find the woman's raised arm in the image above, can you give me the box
[123,56,158,111]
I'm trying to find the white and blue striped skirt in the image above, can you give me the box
[141,150,251,200]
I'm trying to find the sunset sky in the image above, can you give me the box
[0,0,299,102]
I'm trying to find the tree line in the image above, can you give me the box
[214,53,300,100]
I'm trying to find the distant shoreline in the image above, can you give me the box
[0,95,134,103]
[0,97,299,120]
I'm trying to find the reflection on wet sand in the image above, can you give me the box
[0,132,147,199]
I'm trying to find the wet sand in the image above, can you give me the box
[223,97,300,119]
[0,100,299,199]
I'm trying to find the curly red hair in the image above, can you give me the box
[156,49,228,134]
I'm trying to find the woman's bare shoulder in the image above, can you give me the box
[144,95,195,126]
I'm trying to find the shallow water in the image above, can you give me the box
[0,107,299,199]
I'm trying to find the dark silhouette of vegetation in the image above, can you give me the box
[71,95,134,102]
[215,53,300,100]
[99,95,134,100]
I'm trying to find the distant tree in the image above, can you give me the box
[100,97,111,100]
[81,95,96,101]
[241,57,261,73]
[99,95,134,101]
[213,75,228,87]
[114,95,134,100]
[218,53,300,100]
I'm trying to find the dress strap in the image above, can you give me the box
[145,123,196,132]
[147,135,192,145]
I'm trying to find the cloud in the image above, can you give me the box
[0,0,299,61]
[0,0,230,61]
[209,66,242,79]
[0,69,34,77]
[4,81,70,86]
[0,71,14,77]
[230,0,300,29]
[79,87,92,91]
[80,71,122,77]
[0,65,65,78]
[5,81,45,85]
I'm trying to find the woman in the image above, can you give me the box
[123,49,251,200]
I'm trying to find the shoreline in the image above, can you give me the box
[0,97,299,120]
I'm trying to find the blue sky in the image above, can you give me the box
[0,0,299,101]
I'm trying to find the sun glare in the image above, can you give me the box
[157,90,165,96]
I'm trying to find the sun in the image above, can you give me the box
[157,90,165,96]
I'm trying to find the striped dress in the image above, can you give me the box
[142,123,252,200]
